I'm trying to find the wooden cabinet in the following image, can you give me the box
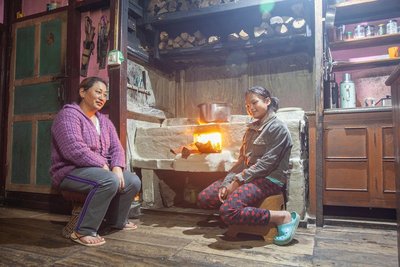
[385,65,400,264]
[323,109,396,208]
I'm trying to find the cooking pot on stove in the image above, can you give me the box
[198,102,231,123]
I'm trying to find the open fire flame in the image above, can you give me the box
[193,131,222,153]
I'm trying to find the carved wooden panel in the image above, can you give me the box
[325,161,369,191]
[382,126,394,158]
[324,127,367,159]
[382,161,396,193]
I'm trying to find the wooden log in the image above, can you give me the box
[228,32,240,41]
[167,0,177,12]
[159,41,167,50]
[274,23,289,35]
[160,31,169,41]
[292,18,306,32]
[182,42,194,48]
[174,35,183,44]
[239,30,249,40]
[180,32,189,41]
[208,36,220,44]
[187,35,196,44]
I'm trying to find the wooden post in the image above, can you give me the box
[314,0,324,227]
[108,0,128,152]
[65,0,81,104]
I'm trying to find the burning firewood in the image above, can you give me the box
[170,144,199,159]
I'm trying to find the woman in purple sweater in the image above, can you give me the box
[50,77,141,246]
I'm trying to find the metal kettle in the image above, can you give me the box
[375,95,392,107]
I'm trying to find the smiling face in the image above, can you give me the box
[245,92,270,119]
[79,81,108,113]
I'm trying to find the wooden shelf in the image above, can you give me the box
[138,0,296,26]
[332,57,400,71]
[330,33,400,50]
[157,33,312,69]
[75,0,109,12]
[334,0,400,25]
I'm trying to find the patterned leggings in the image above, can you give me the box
[197,177,283,226]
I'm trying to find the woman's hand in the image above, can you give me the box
[103,164,110,171]
[112,166,124,191]
[219,180,241,203]
[218,187,228,203]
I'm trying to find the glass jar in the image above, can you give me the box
[354,24,365,38]
[386,19,398,34]
[365,25,375,37]
[344,31,353,40]
[377,24,386,35]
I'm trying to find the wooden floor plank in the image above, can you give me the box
[0,207,397,267]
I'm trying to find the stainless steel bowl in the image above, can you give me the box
[198,103,231,123]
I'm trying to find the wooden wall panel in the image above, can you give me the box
[383,161,396,193]
[149,53,314,120]
[148,69,177,118]
[248,53,314,111]
[182,65,248,119]
[382,127,394,158]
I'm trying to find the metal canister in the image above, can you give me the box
[377,24,386,35]
[365,25,375,37]
[386,19,398,34]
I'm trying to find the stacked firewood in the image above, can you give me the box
[148,0,237,16]
[252,12,307,39]
[158,30,221,50]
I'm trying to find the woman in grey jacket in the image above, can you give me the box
[197,86,299,246]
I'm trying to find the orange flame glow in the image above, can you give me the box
[193,131,222,153]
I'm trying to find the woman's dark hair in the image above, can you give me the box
[77,76,108,102]
[246,86,279,112]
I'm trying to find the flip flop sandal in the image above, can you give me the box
[274,211,300,246]
[122,221,138,231]
[70,232,106,247]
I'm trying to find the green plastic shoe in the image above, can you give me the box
[273,211,300,246]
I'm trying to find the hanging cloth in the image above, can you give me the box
[80,16,96,77]
[97,15,110,69]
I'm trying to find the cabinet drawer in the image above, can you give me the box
[325,161,368,191]
[324,127,367,158]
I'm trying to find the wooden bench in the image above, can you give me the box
[225,193,285,243]
[60,191,87,238]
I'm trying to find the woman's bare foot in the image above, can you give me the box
[269,210,292,225]
[123,221,138,230]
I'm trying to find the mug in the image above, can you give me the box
[388,46,399,58]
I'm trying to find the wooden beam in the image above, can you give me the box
[108,0,128,152]
[314,0,324,227]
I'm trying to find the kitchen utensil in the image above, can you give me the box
[364,97,375,107]
[198,103,231,123]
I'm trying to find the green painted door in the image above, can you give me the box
[7,11,67,193]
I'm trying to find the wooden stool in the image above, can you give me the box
[61,191,87,239]
[225,193,285,243]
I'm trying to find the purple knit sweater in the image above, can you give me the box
[50,103,126,188]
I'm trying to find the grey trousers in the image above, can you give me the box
[60,167,141,237]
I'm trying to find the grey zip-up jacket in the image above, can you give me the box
[221,111,293,188]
